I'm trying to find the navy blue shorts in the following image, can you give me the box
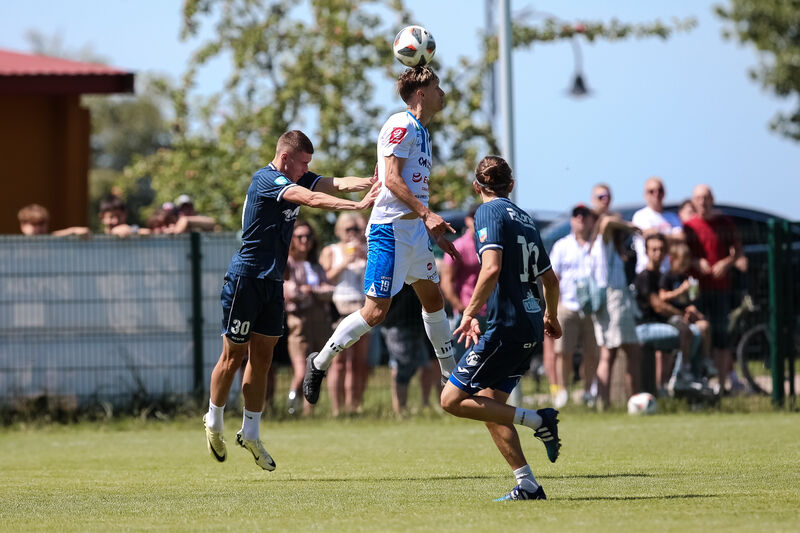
[220,273,284,343]
[448,328,538,395]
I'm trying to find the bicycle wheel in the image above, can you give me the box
[736,323,771,395]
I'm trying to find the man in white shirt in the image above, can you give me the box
[304,67,460,404]
[632,177,683,273]
[549,204,599,407]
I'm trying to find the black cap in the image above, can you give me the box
[572,203,592,217]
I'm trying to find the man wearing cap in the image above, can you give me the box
[175,194,196,217]
[548,204,599,407]
[171,194,217,233]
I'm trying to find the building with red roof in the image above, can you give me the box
[0,49,134,233]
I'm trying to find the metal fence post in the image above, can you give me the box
[767,219,786,406]
[786,221,796,408]
[189,232,205,398]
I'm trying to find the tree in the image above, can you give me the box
[126,1,694,236]
[716,0,800,141]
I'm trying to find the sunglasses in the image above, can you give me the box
[594,193,610,200]
[344,226,360,232]
[293,234,312,241]
[647,187,664,194]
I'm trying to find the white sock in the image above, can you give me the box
[207,401,224,432]
[242,408,262,441]
[513,407,543,430]
[313,311,372,371]
[514,464,539,491]
[421,308,456,376]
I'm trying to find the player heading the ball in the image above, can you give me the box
[303,65,461,405]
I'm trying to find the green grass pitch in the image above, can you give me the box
[1,411,798,532]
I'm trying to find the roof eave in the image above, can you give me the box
[0,73,135,95]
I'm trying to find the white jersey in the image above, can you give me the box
[631,206,683,273]
[550,233,593,312]
[370,111,432,224]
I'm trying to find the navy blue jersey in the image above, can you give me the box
[473,197,552,341]
[227,163,321,280]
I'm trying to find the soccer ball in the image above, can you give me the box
[392,25,436,67]
[627,392,657,415]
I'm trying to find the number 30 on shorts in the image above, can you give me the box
[230,319,250,335]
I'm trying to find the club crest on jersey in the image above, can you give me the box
[466,352,481,366]
[274,176,289,185]
[387,127,407,144]
[478,227,488,243]
[366,283,378,297]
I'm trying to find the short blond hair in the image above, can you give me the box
[276,130,314,156]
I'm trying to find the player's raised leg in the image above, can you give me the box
[304,296,389,404]
[442,367,561,464]
[412,278,457,380]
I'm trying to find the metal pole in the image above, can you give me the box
[784,221,796,407]
[767,218,786,406]
[498,0,516,203]
[485,0,497,122]
[189,232,205,398]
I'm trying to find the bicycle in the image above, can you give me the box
[731,294,799,395]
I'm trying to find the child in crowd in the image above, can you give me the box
[659,243,714,379]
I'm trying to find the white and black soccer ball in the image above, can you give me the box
[392,25,436,67]
[627,392,657,415]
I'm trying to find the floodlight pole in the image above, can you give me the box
[498,0,516,204]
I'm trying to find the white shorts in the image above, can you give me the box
[363,218,439,298]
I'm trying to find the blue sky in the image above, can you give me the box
[1,0,797,218]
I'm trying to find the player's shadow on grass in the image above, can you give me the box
[561,494,718,501]
[260,474,509,483]
[543,473,653,480]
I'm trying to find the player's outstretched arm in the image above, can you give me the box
[383,155,454,239]
[282,182,380,211]
[315,174,377,194]
[540,269,562,339]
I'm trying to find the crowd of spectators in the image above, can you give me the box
[13,177,748,413]
[544,178,747,410]
[16,193,218,238]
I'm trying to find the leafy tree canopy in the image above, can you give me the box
[716,0,800,141]
[123,1,694,238]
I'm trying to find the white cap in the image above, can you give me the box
[175,194,192,207]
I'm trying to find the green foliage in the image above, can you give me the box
[716,0,800,141]
[124,1,694,229]
[513,17,697,45]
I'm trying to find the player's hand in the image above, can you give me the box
[372,162,379,183]
[543,313,562,339]
[422,211,455,240]
[454,313,481,349]
[356,181,381,210]
[436,235,461,262]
